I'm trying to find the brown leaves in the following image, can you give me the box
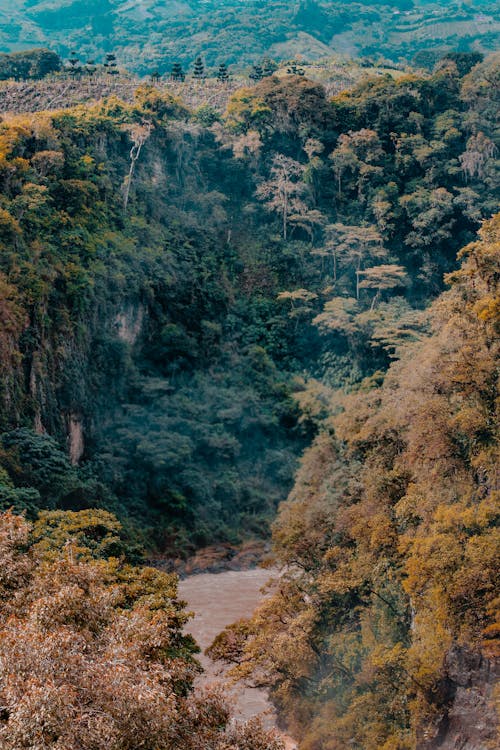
[0,510,282,750]
[231,215,500,747]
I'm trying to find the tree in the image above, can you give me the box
[329,129,384,200]
[262,57,277,77]
[0,510,285,750]
[122,120,153,210]
[325,223,388,299]
[442,51,483,77]
[193,56,205,80]
[67,51,81,78]
[104,52,118,75]
[460,132,497,181]
[0,49,61,81]
[311,223,342,283]
[277,288,318,329]
[286,60,305,76]
[256,154,307,240]
[313,296,360,338]
[228,215,500,750]
[170,62,185,81]
[357,264,408,308]
[85,59,97,78]
[0,429,80,512]
[249,64,263,82]
[217,62,229,83]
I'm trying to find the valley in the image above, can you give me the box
[0,16,498,748]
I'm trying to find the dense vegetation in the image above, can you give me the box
[210,214,500,749]
[0,52,498,556]
[0,508,283,749]
[0,48,61,81]
[0,90,309,550]
[1,1,499,73]
[0,39,498,747]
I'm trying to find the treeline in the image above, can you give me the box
[0,45,498,750]
[0,45,275,85]
[6,0,498,73]
[0,48,61,80]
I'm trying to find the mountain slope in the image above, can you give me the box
[0,1,499,73]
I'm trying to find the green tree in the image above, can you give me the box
[104,52,118,75]
[67,50,81,77]
[193,55,205,80]
[0,48,61,81]
[286,60,305,76]
[170,61,185,81]
[262,57,277,77]
[217,62,229,83]
[249,63,263,82]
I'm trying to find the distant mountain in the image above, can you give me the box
[0,1,498,73]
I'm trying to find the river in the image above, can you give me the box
[179,568,297,749]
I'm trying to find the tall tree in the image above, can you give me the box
[193,56,205,80]
[84,58,97,78]
[67,51,81,78]
[249,63,263,82]
[170,61,185,81]
[104,52,118,75]
[122,121,153,211]
[327,223,388,299]
[256,154,307,241]
[217,62,229,83]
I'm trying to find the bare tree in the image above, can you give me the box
[256,154,307,240]
[122,120,153,210]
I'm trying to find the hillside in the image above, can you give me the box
[0,1,499,73]
[212,213,500,749]
[0,59,390,117]
[0,53,498,551]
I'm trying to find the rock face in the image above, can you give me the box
[67,413,85,466]
[419,647,498,750]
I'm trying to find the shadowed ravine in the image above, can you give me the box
[179,569,297,749]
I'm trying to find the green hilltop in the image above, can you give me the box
[0,1,499,73]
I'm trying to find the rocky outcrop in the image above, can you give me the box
[419,647,498,750]
[114,304,145,345]
[154,540,271,578]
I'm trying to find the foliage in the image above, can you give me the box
[0,24,498,750]
[0,48,61,80]
[211,216,500,748]
[0,57,498,551]
[0,509,283,749]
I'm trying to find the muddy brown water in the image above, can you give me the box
[179,568,297,749]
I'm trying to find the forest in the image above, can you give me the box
[0,43,498,749]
